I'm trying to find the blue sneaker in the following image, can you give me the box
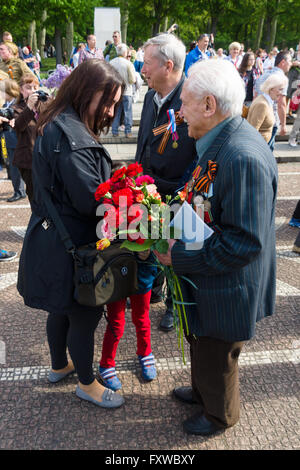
[138,353,157,381]
[289,217,300,228]
[0,249,17,262]
[98,367,122,391]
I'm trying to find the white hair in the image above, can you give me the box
[116,43,128,57]
[143,33,186,71]
[186,60,246,117]
[260,73,288,94]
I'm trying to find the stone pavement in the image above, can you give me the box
[0,87,299,450]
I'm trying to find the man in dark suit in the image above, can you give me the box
[155,59,277,436]
[135,33,197,330]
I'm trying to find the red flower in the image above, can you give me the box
[104,206,125,229]
[125,162,143,178]
[112,188,134,207]
[95,182,111,201]
[111,167,127,183]
[127,233,146,244]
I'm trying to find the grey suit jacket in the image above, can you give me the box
[172,116,278,342]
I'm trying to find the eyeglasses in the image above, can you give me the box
[112,35,118,38]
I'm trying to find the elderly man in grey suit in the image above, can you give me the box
[155,60,277,436]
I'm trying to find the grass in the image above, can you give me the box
[40,57,56,72]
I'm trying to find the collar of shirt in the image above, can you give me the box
[262,93,274,107]
[196,116,233,160]
[153,75,185,114]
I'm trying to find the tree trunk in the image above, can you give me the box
[254,15,265,51]
[28,21,36,49]
[55,27,62,65]
[66,21,73,60]
[120,0,129,44]
[38,10,47,56]
[269,0,280,50]
[32,30,37,54]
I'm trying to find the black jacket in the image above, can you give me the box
[17,107,111,315]
[135,77,197,198]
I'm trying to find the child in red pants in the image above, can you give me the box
[98,252,157,391]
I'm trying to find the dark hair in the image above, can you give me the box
[189,41,196,52]
[36,59,124,137]
[275,51,291,67]
[238,52,255,76]
[197,34,209,41]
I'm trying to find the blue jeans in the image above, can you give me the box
[112,95,133,135]
[268,125,278,152]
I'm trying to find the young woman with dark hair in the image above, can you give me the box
[18,59,125,408]
[238,52,260,116]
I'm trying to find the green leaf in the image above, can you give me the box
[152,239,169,254]
[120,239,155,252]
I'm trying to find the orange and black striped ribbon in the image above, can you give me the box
[152,111,184,154]
[194,160,218,193]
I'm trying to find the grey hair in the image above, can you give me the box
[143,33,186,71]
[116,43,128,57]
[186,60,246,117]
[260,73,288,94]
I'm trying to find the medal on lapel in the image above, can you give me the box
[152,108,184,154]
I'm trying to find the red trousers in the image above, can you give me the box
[100,291,152,368]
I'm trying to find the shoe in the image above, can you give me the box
[289,138,297,147]
[6,194,24,202]
[292,244,300,254]
[150,294,162,304]
[159,310,176,331]
[138,353,157,381]
[75,385,124,408]
[48,368,75,383]
[98,367,122,391]
[0,249,17,262]
[173,386,197,404]
[183,412,222,436]
[125,133,132,138]
[289,217,300,228]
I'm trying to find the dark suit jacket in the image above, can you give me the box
[135,77,197,198]
[171,116,278,342]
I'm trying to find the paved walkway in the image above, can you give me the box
[0,88,299,450]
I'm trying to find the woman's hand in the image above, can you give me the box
[27,93,39,111]
[137,249,151,261]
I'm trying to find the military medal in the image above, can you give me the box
[172,141,178,149]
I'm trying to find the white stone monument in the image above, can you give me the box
[94,7,121,51]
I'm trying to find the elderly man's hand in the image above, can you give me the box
[153,239,176,266]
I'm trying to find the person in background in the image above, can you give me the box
[216,48,226,59]
[78,34,104,64]
[0,42,33,84]
[255,48,264,75]
[224,42,242,69]
[13,73,44,204]
[288,84,300,146]
[255,51,292,147]
[110,43,136,138]
[185,34,210,75]
[247,73,288,144]
[72,43,85,69]
[263,51,275,71]
[1,79,26,202]
[103,31,122,62]
[134,46,144,73]
[239,52,260,117]
[22,47,35,71]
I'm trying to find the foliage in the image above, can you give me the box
[0,0,299,53]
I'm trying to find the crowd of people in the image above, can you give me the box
[0,27,300,438]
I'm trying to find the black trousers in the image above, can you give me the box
[187,335,244,429]
[46,310,102,385]
[292,200,300,219]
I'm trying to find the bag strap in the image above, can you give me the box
[36,128,77,258]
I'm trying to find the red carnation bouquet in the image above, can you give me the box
[94,163,195,363]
